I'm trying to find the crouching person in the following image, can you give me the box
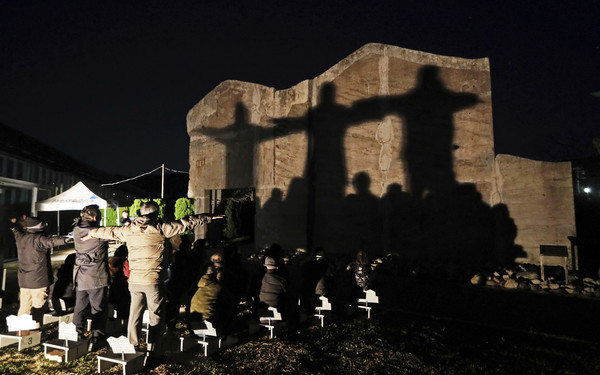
[188,265,237,346]
[13,217,72,324]
[258,256,289,321]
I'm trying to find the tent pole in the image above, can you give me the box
[161,163,165,199]
[57,209,60,236]
[31,187,38,216]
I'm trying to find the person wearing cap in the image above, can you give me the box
[81,201,219,365]
[72,204,110,350]
[259,256,288,314]
[12,216,72,322]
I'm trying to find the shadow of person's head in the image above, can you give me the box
[318,82,336,106]
[352,171,371,195]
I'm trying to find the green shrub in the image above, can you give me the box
[101,208,117,226]
[100,206,132,226]
[175,197,195,220]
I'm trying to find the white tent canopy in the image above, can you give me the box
[35,181,107,212]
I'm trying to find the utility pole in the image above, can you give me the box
[161,163,165,199]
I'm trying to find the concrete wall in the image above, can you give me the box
[187,43,575,266]
[493,154,576,264]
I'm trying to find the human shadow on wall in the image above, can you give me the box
[200,65,523,268]
[342,172,382,258]
[192,102,273,188]
[355,65,480,198]
[269,82,391,251]
[255,178,308,251]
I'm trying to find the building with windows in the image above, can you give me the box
[0,122,146,258]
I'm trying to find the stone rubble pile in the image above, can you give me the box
[470,265,600,299]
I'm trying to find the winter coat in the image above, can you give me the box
[259,269,287,308]
[51,253,76,300]
[14,229,68,289]
[87,215,208,285]
[190,273,221,320]
[189,272,236,333]
[73,219,109,290]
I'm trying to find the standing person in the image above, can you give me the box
[82,201,218,365]
[120,210,132,226]
[72,204,110,350]
[12,217,72,323]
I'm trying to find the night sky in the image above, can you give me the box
[1,0,599,178]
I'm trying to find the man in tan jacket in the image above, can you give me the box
[83,201,218,364]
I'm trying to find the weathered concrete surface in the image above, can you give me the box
[493,154,576,264]
[187,43,575,266]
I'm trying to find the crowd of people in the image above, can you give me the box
[10,202,379,368]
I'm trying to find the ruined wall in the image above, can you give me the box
[187,43,575,266]
[493,154,576,264]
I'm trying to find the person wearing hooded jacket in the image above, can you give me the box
[13,216,71,323]
[72,204,110,350]
[82,201,219,364]
[188,265,235,335]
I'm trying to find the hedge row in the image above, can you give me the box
[101,197,195,226]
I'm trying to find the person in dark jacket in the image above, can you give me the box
[108,244,130,322]
[120,210,132,226]
[13,217,71,323]
[72,205,110,349]
[259,256,288,318]
[300,247,331,311]
[50,253,76,315]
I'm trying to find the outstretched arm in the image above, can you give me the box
[269,115,308,138]
[161,214,225,238]
[39,234,70,249]
[82,226,127,242]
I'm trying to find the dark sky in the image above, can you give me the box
[1,0,599,177]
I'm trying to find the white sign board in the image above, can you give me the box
[58,322,79,342]
[107,336,136,354]
[192,320,217,338]
[6,315,38,332]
